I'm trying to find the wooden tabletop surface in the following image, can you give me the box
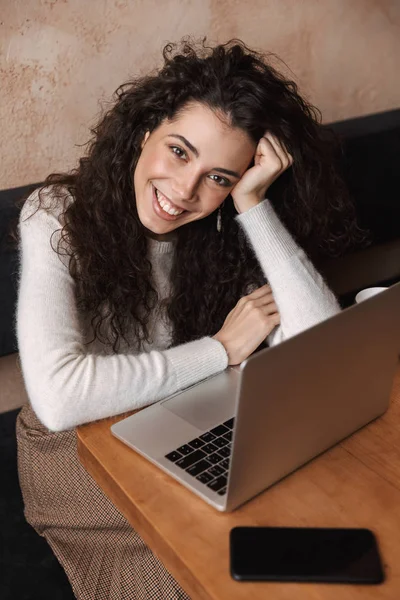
[77,362,400,600]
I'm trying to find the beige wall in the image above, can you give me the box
[1,0,399,189]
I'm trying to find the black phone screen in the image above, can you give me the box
[230,526,384,583]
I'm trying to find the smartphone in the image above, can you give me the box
[230,526,384,584]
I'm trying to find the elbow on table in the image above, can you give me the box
[26,354,89,432]
[30,385,80,432]
[33,404,74,432]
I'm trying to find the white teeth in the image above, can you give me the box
[155,188,184,216]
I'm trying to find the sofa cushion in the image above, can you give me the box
[0,183,42,357]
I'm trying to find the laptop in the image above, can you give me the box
[111,281,400,512]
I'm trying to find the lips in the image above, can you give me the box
[151,184,188,223]
[154,187,184,216]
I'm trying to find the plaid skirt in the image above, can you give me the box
[16,404,190,600]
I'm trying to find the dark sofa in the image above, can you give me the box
[0,182,41,356]
[320,108,400,301]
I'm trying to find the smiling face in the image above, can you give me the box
[133,102,256,239]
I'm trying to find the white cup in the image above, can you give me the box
[355,287,388,304]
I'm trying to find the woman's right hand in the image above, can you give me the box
[213,284,280,365]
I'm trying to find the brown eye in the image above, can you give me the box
[209,174,231,187]
[170,146,187,160]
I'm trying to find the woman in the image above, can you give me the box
[11,38,365,599]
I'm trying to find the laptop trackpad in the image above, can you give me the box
[161,369,239,431]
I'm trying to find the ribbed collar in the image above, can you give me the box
[146,236,175,254]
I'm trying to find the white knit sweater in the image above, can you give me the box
[16,189,340,431]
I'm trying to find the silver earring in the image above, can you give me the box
[216,207,222,233]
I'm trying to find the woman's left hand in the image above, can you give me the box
[231,132,293,214]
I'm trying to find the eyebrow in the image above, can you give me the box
[167,134,241,179]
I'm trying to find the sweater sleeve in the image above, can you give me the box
[235,199,341,347]
[16,192,228,432]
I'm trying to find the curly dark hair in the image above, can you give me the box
[9,37,368,353]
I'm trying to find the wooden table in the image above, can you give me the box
[77,362,400,599]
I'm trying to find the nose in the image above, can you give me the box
[172,170,200,203]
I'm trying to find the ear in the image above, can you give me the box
[141,131,150,149]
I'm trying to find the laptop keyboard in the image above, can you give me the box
[164,417,235,496]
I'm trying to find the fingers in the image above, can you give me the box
[213,296,280,365]
[259,299,278,313]
[264,133,293,169]
[236,284,277,314]
[247,296,278,315]
[248,293,277,312]
[236,285,272,309]
[250,284,279,316]
[264,134,290,169]
[225,284,275,326]
[261,132,293,169]
[246,284,272,299]
[242,284,275,307]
